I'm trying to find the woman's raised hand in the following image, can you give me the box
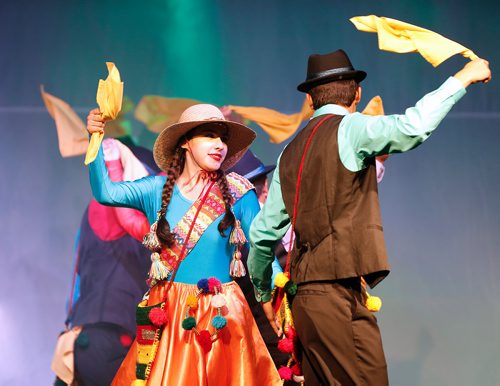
[87,108,106,134]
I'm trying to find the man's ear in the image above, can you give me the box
[306,93,314,110]
[355,86,362,105]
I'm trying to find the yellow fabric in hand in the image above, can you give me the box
[85,62,124,165]
[228,98,313,144]
[350,15,478,67]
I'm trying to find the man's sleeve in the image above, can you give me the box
[340,76,466,171]
[248,156,291,302]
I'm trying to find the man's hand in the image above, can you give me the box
[261,301,282,337]
[87,108,106,134]
[454,58,491,88]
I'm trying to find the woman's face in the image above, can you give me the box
[182,124,229,172]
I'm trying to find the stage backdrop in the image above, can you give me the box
[0,1,499,385]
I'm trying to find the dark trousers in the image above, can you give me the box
[292,279,388,386]
[74,323,133,386]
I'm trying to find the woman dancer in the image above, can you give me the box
[86,104,281,385]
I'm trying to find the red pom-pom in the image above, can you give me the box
[207,277,222,294]
[290,363,302,376]
[149,307,168,327]
[196,330,213,352]
[277,337,294,353]
[119,334,133,348]
[285,326,297,341]
[278,366,293,381]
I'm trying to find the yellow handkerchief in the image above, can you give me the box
[361,95,384,116]
[228,99,313,144]
[40,86,89,157]
[135,97,201,133]
[84,62,124,165]
[350,15,478,67]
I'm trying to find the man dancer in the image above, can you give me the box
[248,49,490,385]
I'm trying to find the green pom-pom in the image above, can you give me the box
[54,378,68,386]
[75,331,89,348]
[284,280,297,296]
[182,316,197,330]
[211,315,227,330]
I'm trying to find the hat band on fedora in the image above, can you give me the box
[308,66,354,81]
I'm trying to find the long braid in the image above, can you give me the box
[156,149,185,248]
[217,170,236,236]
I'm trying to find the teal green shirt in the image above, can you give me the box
[248,76,466,302]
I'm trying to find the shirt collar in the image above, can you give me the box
[312,104,350,118]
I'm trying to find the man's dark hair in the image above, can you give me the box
[308,79,359,109]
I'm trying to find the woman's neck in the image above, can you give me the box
[176,162,216,201]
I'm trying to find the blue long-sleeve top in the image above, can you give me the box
[89,146,261,284]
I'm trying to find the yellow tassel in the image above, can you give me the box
[283,293,294,328]
[274,272,290,288]
[365,293,382,312]
[131,379,147,386]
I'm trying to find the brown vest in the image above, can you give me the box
[280,114,390,288]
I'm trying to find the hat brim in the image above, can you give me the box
[153,119,256,172]
[246,164,276,182]
[297,70,367,93]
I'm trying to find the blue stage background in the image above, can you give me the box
[0,1,498,384]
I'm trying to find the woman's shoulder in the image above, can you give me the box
[225,172,254,200]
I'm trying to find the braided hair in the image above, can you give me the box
[156,148,185,248]
[216,169,236,237]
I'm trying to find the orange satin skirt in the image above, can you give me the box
[112,281,281,386]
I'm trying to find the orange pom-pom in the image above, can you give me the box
[186,294,198,309]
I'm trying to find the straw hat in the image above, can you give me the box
[153,104,256,171]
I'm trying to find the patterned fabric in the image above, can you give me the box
[134,301,164,381]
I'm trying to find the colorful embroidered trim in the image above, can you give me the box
[225,172,254,201]
[181,277,227,353]
[133,299,167,382]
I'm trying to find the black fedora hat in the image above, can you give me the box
[297,49,367,93]
[227,150,275,183]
